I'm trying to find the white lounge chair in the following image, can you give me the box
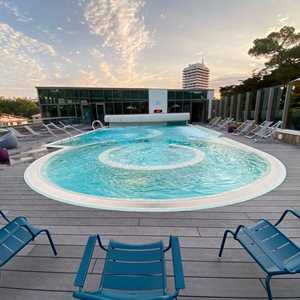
[24,125,50,137]
[245,121,273,139]
[233,120,255,136]
[218,118,234,130]
[42,123,59,137]
[208,117,222,127]
[212,118,226,128]
[49,122,74,136]
[253,121,283,141]
[8,127,32,139]
[58,121,83,133]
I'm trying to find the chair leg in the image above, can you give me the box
[218,230,233,257]
[41,230,57,256]
[265,275,273,300]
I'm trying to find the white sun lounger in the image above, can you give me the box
[58,121,83,133]
[245,121,273,139]
[24,125,43,136]
[48,122,74,136]
[8,127,33,139]
[218,118,234,130]
[212,118,226,128]
[208,117,222,127]
[42,123,59,137]
[253,121,283,141]
[233,120,255,136]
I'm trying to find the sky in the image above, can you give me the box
[0,0,300,98]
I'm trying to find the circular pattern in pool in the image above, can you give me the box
[24,125,286,211]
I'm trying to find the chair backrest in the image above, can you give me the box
[24,125,40,136]
[100,240,166,295]
[272,120,282,129]
[0,217,33,267]
[8,127,24,138]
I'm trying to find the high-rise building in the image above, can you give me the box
[182,62,210,89]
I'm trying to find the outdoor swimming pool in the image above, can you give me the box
[25,125,286,211]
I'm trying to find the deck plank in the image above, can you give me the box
[0,131,300,299]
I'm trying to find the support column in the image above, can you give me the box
[223,96,228,118]
[266,87,274,121]
[215,101,219,117]
[220,99,224,117]
[254,90,261,123]
[236,94,242,121]
[229,95,235,118]
[244,92,250,120]
[282,83,292,129]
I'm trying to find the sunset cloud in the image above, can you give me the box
[84,0,152,81]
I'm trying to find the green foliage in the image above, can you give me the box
[249,26,300,68]
[220,26,300,97]
[0,97,40,119]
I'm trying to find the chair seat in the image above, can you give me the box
[101,289,165,300]
[237,220,300,274]
[73,235,184,300]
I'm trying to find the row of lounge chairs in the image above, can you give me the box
[9,121,84,140]
[1,209,299,300]
[208,117,282,141]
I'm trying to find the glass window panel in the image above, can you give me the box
[80,89,89,98]
[90,89,104,100]
[105,103,114,114]
[104,90,113,101]
[41,105,58,118]
[112,90,121,100]
[183,91,191,100]
[75,104,82,118]
[168,91,176,100]
[114,102,123,114]
[175,91,184,100]
[59,105,76,117]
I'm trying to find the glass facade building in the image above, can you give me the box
[37,87,211,124]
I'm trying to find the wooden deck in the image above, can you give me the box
[0,132,299,299]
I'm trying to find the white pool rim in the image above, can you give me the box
[98,144,205,171]
[24,129,286,212]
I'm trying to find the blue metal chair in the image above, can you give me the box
[73,235,185,300]
[0,210,57,267]
[218,209,300,300]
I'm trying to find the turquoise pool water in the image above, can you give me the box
[43,126,269,200]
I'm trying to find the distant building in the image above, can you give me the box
[37,86,214,124]
[182,62,210,89]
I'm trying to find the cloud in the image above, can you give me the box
[0,0,32,22]
[84,0,152,81]
[266,14,295,34]
[0,23,65,96]
[0,23,56,56]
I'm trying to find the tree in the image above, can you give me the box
[219,26,300,96]
[248,26,300,70]
[0,98,40,118]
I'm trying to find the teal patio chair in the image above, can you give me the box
[73,235,185,300]
[0,210,57,267]
[218,209,300,300]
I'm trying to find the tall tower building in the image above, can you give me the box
[182,62,210,89]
